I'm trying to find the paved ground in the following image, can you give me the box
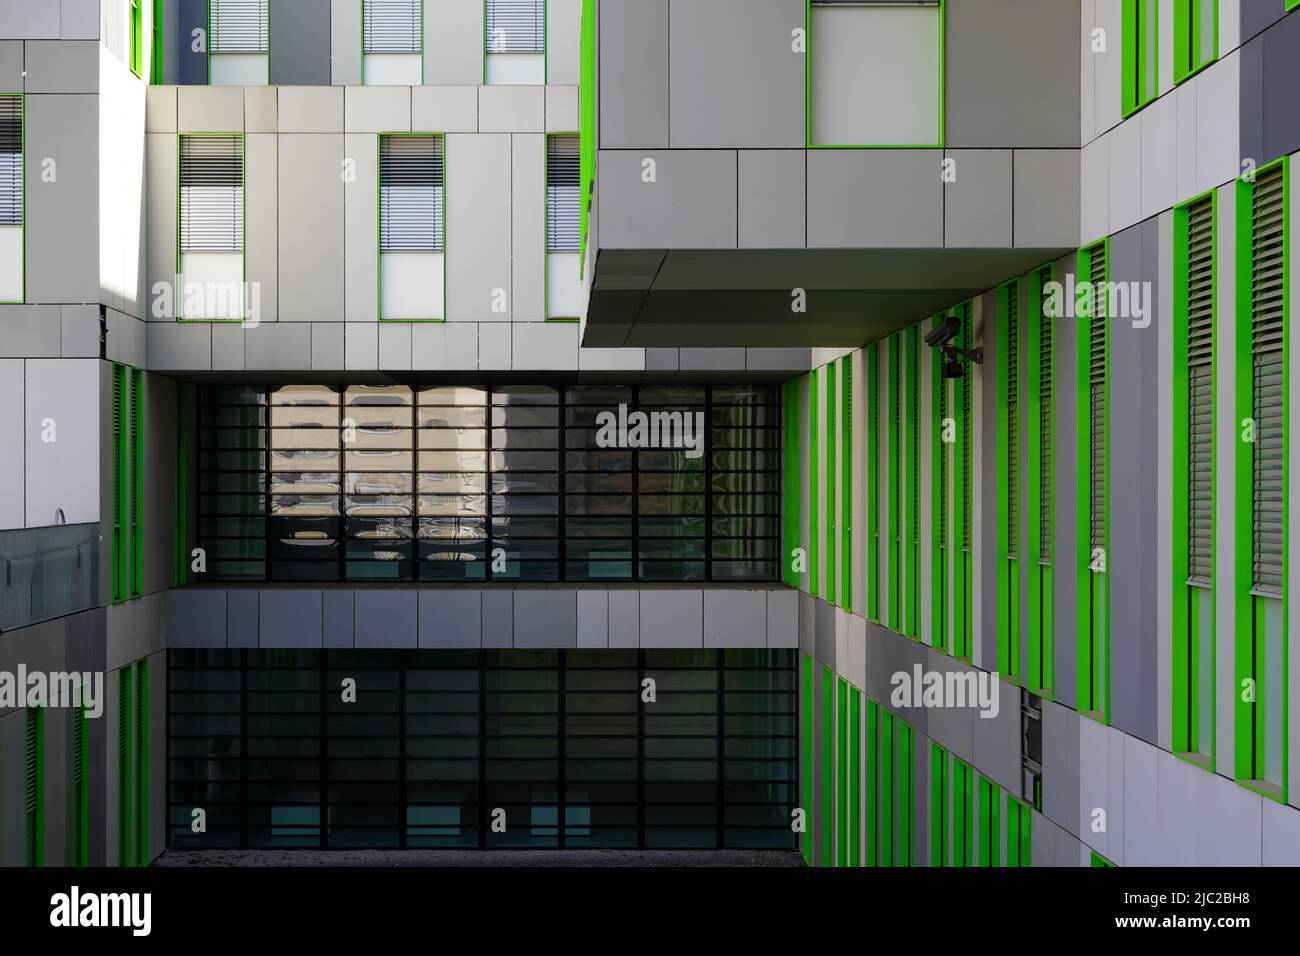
[156,848,804,868]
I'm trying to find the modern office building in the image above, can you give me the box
[0,0,1297,868]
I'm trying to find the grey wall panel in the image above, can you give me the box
[245,134,278,323]
[599,0,668,148]
[947,0,1080,147]
[512,134,545,321]
[446,133,512,321]
[1261,9,1300,165]
[0,1,58,38]
[944,149,1012,247]
[259,590,323,647]
[278,134,345,321]
[1242,0,1288,41]
[0,360,23,529]
[331,0,362,86]
[1238,31,1265,169]
[61,0,100,39]
[323,590,354,647]
[178,0,209,85]
[23,40,98,93]
[1107,222,1158,744]
[355,590,416,648]
[344,131,377,322]
[1051,251,1078,710]
[1013,149,1081,248]
[737,150,805,249]
[24,95,99,304]
[178,85,244,132]
[1041,700,1081,839]
[514,590,578,648]
[807,151,943,248]
[597,150,737,249]
[227,589,258,647]
[668,0,804,148]
[0,41,22,90]
[419,591,480,648]
[423,0,483,85]
[547,0,582,85]
[270,0,332,86]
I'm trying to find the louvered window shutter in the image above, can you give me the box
[0,97,20,227]
[547,135,580,253]
[130,369,143,598]
[180,135,243,253]
[892,341,901,548]
[210,0,268,54]
[1088,245,1108,554]
[24,709,38,866]
[112,365,125,603]
[960,303,973,552]
[911,330,920,547]
[486,0,545,54]
[380,135,444,253]
[939,324,950,549]
[119,668,130,866]
[364,0,422,54]
[1039,266,1054,564]
[1007,281,1020,560]
[1186,195,1214,585]
[1251,164,1285,596]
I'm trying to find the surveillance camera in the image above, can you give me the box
[925,316,960,349]
[941,357,966,380]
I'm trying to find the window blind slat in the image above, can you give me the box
[0,97,21,227]
[380,134,444,253]
[210,0,269,54]
[486,0,545,54]
[364,0,422,54]
[180,135,243,253]
[1088,245,1107,553]
[547,135,579,253]
[1007,281,1020,560]
[1038,266,1053,564]
[1186,195,1214,584]
[1251,165,1285,596]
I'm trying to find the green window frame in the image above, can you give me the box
[1122,0,1159,117]
[1078,239,1112,723]
[112,365,128,603]
[1004,794,1032,866]
[998,277,1023,682]
[1233,157,1289,802]
[1173,0,1217,83]
[130,368,144,598]
[72,702,90,866]
[849,688,861,867]
[954,300,974,660]
[1026,264,1056,698]
[866,345,880,619]
[24,706,44,867]
[977,775,1001,866]
[544,132,580,321]
[377,131,447,323]
[836,676,848,866]
[929,742,948,866]
[841,355,852,611]
[931,314,950,653]
[484,0,547,83]
[136,659,149,866]
[826,361,837,606]
[821,665,833,865]
[951,757,973,866]
[151,0,163,84]
[906,326,921,638]
[361,0,425,85]
[177,132,246,323]
[810,368,820,598]
[1172,189,1218,766]
[579,0,594,270]
[130,0,144,77]
[119,666,133,867]
[1091,851,1118,867]
[888,334,902,630]
[1,92,25,307]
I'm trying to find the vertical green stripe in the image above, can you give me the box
[842,356,852,610]
[821,666,833,866]
[866,699,877,866]
[810,368,820,598]
[881,711,894,866]
[849,689,861,866]
[826,362,837,605]
[836,677,847,866]
[801,654,812,863]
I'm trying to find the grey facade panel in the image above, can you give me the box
[1242,0,1289,42]
[944,149,1013,248]
[597,150,738,249]
[806,150,943,248]
[1107,221,1159,745]
[269,0,332,86]
[1051,251,1078,711]
[178,0,209,86]
[667,0,805,148]
[737,150,806,249]
[599,0,668,148]
[1261,9,1300,165]
[945,0,1080,148]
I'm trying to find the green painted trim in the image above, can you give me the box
[952,756,972,866]
[74,705,90,866]
[806,0,945,149]
[118,667,132,867]
[1233,156,1290,801]
[1122,0,1160,118]
[887,335,901,630]
[881,710,894,866]
[151,0,163,84]
[782,380,800,587]
[866,345,879,619]
[176,132,247,324]
[0,93,26,305]
[898,722,913,866]
[810,367,820,598]
[24,707,44,866]
[821,665,833,866]
[136,659,149,866]
[867,698,877,866]
[836,676,847,866]
[906,325,921,638]
[954,300,973,660]
[112,364,129,604]
[929,742,947,866]
[1174,0,1219,84]
[377,131,448,323]
[978,776,999,866]
[841,355,852,611]
[931,316,948,652]
[826,360,837,605]
[1171,187,1219,764]
[996,278,1021,682]
[849,688,860,867]
[801,653,812,864]
[1025,262,1056,698]
[1076,239,1113,723]
[579,0,594,274]
[130,368,144,599]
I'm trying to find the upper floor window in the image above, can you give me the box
[0,95,22,304]
[1174,0,1217,82]
[1122,0,1159,116]
[178,134,245,321]
[485,0,545,84]
[364,0,423,85]
[546,133,580,319]
[379,134,445,320]
[210,0,270,85]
